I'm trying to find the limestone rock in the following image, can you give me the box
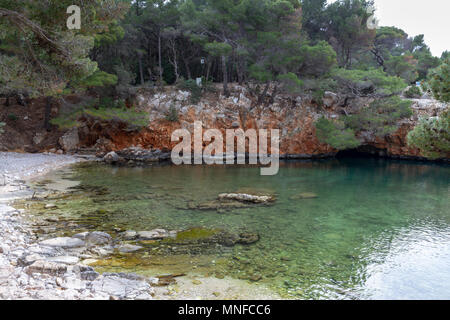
[46,256,80,265]
[137,229,169,240]
[58,128,79,152]
[40,237,85,248]
[218,193,275,204]
[117,244,143,253]
[25,260,67,276]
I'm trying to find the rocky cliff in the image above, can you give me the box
[80,84,448,160]
[1,85,447,160]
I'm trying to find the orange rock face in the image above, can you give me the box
[77,85,446,159]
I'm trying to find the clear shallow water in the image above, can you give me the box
[29,158,450,299]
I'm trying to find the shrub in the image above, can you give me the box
[315,117,361,150]
[0,122,5,134]
[332,68,407,96]
[165,104,179,122]
[407,109,450,159]
[7,113,18,121]
[344,96,413,137]
[299,41,337,77]
[404,86,422,98]
[277,73,303,95]
[176,78,202,104]
[427,58,450,102]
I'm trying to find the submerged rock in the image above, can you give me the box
[289,192,318,200]
[218,193,275,203]
[117,244,143,253]
[122,230,138,240]
[40,237,85,248]
[237,232,260,245]
[137,229,169,240]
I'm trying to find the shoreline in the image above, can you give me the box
[0,151,281,300]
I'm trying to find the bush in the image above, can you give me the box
[315,117,361,150]
[277,73,303,95]
[299,41,337,77]
[404,86,422,98]
[344,96,413,137]
[7,113,18,121]
[176,78,202,104]
[165,104,179,122]
[407,109,450,159]
[332,68,407,96]
[0,122,5,134]
[427,58,450,102]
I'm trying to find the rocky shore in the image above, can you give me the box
[0,152,281,300]
[0,153,157,299]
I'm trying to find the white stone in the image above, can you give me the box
[40,237,85,248]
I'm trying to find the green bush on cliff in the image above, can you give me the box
[404,86,422,98]
[0,122,5,134]
[427,58,450,102]
[177,78,202,104]
[315,117,361,150]
[344,97,413,137]
[332,68,407,96]
[407,109,450,159]
[50,98,149,129]
[165,104,179,122]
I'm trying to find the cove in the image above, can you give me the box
[24,158,450,299]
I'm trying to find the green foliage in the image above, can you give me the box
[277,73,303,94]
[315,96,413,150]
[344,97,413,137]
[204,42,233,57]
[315,117,361,150]
[408,109,450,159]
[7,113,18,121]
[427,58,450,102]
[0,0,128,97]
[176,78,202,104]
[323,0,376,68]
[404,86,422,99]
[77,71,118,88]
[50,98,148,129]
[299,41,337,77]
[165,104,179,122]
[332,68,407,96]
[0,121,5,134]
[385,54,418,83]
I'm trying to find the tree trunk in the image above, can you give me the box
[221,55,229,97]
[182,57,192,79]
[138,56,145,85]
[44,96,52,131]
[158,32,163,83]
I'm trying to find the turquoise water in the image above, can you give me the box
[31,158,450,299]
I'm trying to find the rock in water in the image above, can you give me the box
[237,232,260,245]
[40,237,85,248]
[218,193,275,204]
[137,229,169,240]
[289,192,318,200]
[117,244,143,253]
[86,232,112,246]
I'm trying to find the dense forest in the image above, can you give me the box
[0,0,449,157]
